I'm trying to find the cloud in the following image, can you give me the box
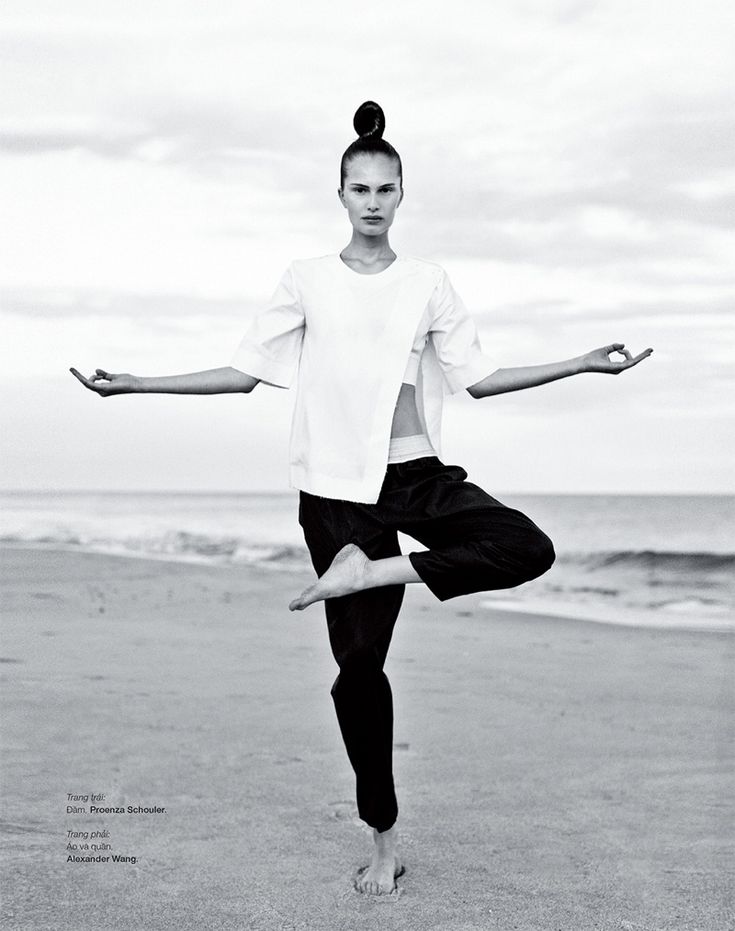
[0,128,145,158]
[475,295,734,324]
[1,0,732,492]
[0,288,256,320]
[0,101,324,180]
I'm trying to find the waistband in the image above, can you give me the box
[387,432,437,464]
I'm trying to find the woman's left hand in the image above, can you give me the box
[580,343,653,374]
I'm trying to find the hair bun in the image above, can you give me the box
[353,100,385,139]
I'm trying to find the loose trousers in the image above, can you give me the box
[298,456,556,833]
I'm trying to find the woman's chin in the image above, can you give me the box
[356,224,391,236]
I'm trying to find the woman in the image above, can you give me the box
[71,100,653,897]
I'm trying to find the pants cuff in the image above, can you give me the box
[407,550,455,602]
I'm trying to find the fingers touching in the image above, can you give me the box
[603,344,654,370]
[69,366,112,392]
[622,347,654,368]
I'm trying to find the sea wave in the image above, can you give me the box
[2,532,734,573]
[2,534,733,629]
[0,531,312,569]
[558,550,735,572]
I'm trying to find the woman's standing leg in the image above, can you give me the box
[328,591,402,833]
[298,491,406,889]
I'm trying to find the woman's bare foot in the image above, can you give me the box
[355,824,404,896]
[289,543,370,610]
[289,545,422,611]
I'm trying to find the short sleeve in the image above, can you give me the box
[229,265,305,388]
[428,270,496,394]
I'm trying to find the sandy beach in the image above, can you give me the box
[1,545,732,930]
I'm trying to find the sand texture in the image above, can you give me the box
[1,547,733,930]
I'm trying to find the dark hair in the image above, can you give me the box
[340,101,403,189]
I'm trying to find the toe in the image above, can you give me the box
[297,585,320,608]
[289,588,313,610]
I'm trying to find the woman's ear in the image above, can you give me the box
[337,187,346,207]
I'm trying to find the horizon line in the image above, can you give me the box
[1,488,733,497]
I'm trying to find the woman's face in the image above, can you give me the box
[338,153,403,235]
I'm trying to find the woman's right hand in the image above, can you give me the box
[69,367,139,396]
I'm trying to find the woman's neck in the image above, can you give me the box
[340,233,396,267]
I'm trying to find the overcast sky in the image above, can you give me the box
[1,0,733,493]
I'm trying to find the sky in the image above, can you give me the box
[1,0,733,493]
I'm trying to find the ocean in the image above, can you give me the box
[1,491,733,632]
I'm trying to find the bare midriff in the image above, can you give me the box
[390,382,424,438]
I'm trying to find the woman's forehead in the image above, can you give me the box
[344,153,401,185]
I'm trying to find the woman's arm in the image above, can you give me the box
[69,366,259,396]
[467,343,653,399]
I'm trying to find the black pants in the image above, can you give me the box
[298,456,556,833]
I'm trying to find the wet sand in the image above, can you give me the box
[1,546,733,930]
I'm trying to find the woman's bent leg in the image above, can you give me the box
[388,459,557,602]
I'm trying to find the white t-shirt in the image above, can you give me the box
[229,253,495,504]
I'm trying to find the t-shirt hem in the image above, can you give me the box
[289,466,382,505]
[229,345,295,388]
[443,353,497,394]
